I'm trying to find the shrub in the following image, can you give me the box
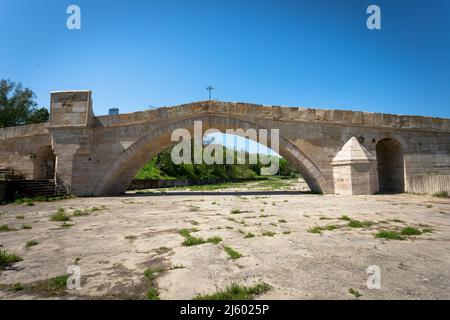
[0,250,23,269]
[50,208,70,221]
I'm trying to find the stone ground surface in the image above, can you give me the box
[0,179,449,300]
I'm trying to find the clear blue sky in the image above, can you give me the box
[1,0,449,119]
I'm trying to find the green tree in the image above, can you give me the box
[135,140,299,180]
[0,79,49,128]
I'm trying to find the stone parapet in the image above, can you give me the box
[94,101,450,132]
[0,123,49,140]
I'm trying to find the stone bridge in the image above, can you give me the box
[1,90,450,196]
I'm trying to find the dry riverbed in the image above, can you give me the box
[0,182,449,300]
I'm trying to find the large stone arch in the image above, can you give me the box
[92,115,330,196]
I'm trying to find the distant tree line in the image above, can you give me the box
[0,79,49,128]
[135,141,299,180]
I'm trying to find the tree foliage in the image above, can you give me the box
[135,140,299,180]
[0,79,49,128]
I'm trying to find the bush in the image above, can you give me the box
[433,191,449,198]
[50,208,70,221]
[0,250,23,269]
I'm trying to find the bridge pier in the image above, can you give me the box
[49,91,95,196]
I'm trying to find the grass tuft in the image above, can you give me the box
[180,229,222,246]
[182,235,205,246]
[169,264,185,270]
[179,229,191,237]
[375,230,405,240]
[146,287,160,300]
[144,267,164,281]
[72,209,89,217]
[61,222,75,228]
[206,236,223,245]
[47,275,69,292]
[143,268,163,300]
[194,282,271,300]
[10,283,24,291]
[26,240,39,248]
[0,250,23,270]
[400,226,422,236]
[348,288,362,298]
[223,246,242,259]
[50,208,71,222]
[0,224,17,232]
[308,224,341,234]
[348,220,374,228]
[433,191,449,198]
[307,226,323,234]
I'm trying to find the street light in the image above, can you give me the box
[206,85,214,100]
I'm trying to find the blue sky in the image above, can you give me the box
[1,0,449,122]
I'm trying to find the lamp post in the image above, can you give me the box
[206,85,214,100]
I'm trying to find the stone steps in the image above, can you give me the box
[0,167,65,198]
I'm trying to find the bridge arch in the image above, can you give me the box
[376,138,405,193]
[33,145,56,180]
[92,115,330,196]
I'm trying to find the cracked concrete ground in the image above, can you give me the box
[0,180,449,300]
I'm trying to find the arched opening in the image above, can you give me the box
[376,138,405,193]
[92,116,330,196]
[33,145,56,180]
[130,133,311,192]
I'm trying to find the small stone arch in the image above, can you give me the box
[376,138,405,193]
[33,145,56,180]
[92,116,330,196]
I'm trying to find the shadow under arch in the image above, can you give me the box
[33,145,56,180]
[92,116,330,196]
[376,138,405,193]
